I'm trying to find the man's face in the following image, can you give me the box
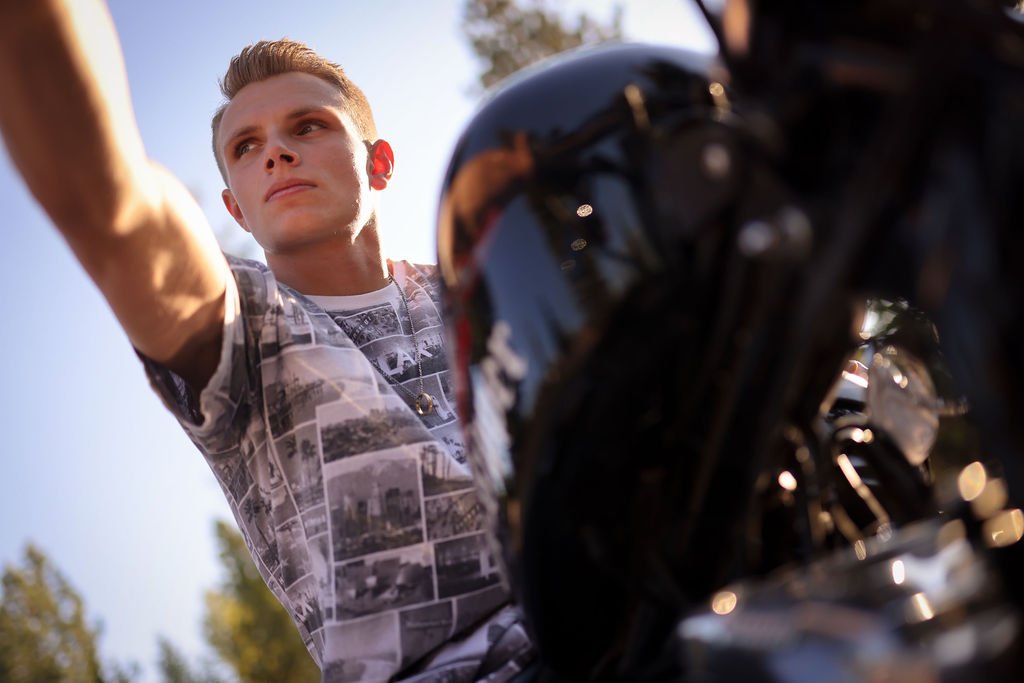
[217,72,383,254]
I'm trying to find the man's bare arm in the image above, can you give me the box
[0,0,229,391]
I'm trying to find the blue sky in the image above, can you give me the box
[0,0,713,679]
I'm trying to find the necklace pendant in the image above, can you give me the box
[415,392,435,416]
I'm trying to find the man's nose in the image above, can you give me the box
[265,141,298,170]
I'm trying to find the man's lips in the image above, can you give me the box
[265,180,316,202]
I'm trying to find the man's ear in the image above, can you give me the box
[367,139,395,191]
[221,189,250,232]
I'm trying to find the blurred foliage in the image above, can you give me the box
[202,521,319,683]
[0,527,317,683]
[156,637,227,683]
[462,0,624,89]
[0,544,136,683]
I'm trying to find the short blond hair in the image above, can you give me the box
[211,38,377,184]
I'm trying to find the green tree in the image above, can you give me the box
[202,521,319,683]
[156,637,226,683]
[0,544,136,683]
[462,0,624,89]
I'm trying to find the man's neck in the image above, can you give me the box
[265,227,390,296]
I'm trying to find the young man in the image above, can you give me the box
[0,1,532,680]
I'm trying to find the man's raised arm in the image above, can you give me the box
[0,0,230,391]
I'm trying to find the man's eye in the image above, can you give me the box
[297,121,324,135]
[235,141,253,158]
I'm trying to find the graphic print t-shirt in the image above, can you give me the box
[143,256,532,682]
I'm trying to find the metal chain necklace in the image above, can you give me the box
[388,274,435,416]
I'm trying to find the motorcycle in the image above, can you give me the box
[436,1,1024,679]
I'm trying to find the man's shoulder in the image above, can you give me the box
[224,252,271,273]
[393,260,440,288]
[221,253,296,321]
